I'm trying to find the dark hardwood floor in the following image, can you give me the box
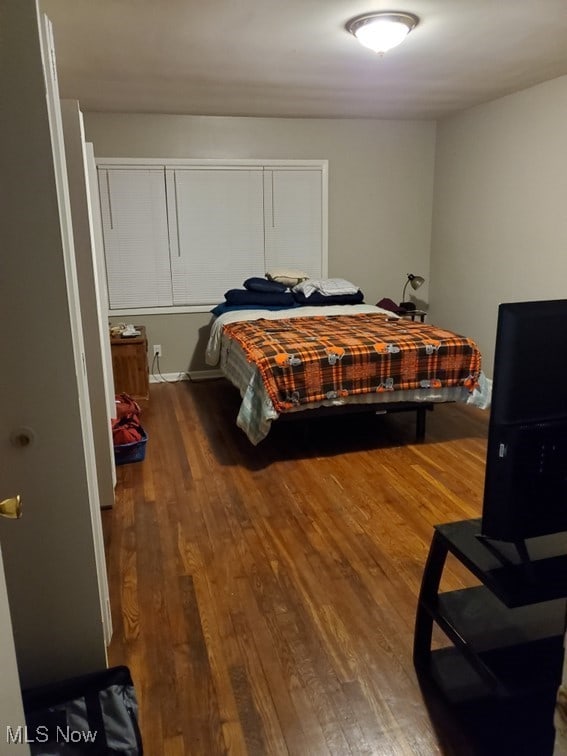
[102,380,491,755]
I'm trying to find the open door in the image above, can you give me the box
[0,0,109,689]
[0,499,29,755]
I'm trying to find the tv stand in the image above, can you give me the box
[414,518,567,753]
[475,533,536,582]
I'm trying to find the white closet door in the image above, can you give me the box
[40,20,114,652]
[98,168,172,309]
[86,146,116,426]
[167,168,264,305]
[61,106,117,519]
[263,169,323,278]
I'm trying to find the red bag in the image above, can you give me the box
[112,394,143,446]
[112,415,143,446]
[113,422,143,445]
[114,393,141,421]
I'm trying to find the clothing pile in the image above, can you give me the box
[112,393,144,445]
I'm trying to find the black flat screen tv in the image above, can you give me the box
[480,299,567,543]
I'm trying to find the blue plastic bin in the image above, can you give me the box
[114,429,148,465]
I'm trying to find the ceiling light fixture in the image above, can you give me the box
[346,12,419,55]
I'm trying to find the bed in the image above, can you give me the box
[205,304,490,445]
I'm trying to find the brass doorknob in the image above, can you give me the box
[0,496,22,519]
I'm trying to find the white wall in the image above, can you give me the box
[84,113,436,374]
[430,75,567,377]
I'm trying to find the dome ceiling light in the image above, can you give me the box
[346,12,419,55]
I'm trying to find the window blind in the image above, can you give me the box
[98,168,172,308]
[167,168,265,305]
[97,160,327,312]
[263,169,323,278]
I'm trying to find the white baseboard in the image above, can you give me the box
[149,369,223,384]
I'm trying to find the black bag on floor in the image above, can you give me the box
[22,665,143,755]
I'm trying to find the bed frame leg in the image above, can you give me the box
[416,406,427,442]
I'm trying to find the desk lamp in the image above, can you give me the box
[400,273,424,311]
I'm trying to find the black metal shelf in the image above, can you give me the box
[435,518,567,607]
[423,586,566,695]
[414,518,567,754]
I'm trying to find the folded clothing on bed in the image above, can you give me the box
[266,268,309,287]
[211,302,301,316]
[293,278,360,298]
[243,277,289,293]
[224,288,296,307]
[293,290,364,305]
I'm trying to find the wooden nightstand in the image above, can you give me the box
[110,326,150,402]
[402,309,427,322]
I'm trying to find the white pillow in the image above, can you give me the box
[293,278,359,298]
[266,268,309,287]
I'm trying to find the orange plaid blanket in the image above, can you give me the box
[222,313,482,413]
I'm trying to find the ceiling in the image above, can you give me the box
[41,0,567,120]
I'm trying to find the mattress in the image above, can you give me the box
[206,305,490,444]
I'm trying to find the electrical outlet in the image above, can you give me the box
[153,344,162,357]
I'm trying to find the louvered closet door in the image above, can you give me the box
[263,169,323,278]
[167,168,264,305]
[98,168,172,309]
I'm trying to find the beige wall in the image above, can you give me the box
[84,113,436,373]
[84,77,567,379]
[430,75,567,377]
